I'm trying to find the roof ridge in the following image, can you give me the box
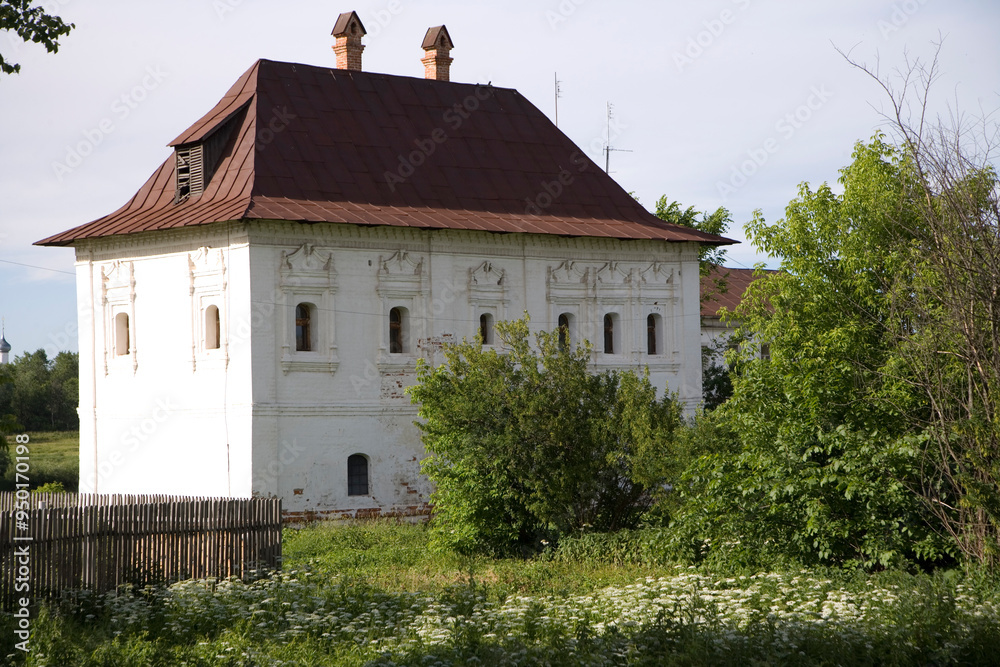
[254,57,511,90]
[36,57,737,248]
[169,60,261,147]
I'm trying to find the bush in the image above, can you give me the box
[33,480,67,493]
[409,317,683,556]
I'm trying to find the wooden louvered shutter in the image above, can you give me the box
[175,144,205,202]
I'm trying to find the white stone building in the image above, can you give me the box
[38,12,730,519]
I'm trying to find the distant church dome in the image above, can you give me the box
[0,336,9,354]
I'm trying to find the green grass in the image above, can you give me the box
[282,521,673,600]
[0,430,78,492]
[7,521,1000,666]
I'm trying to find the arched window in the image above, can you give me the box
[205,305,220,350]
[479,313,494,345]
[647,314,660,355]
[114,312,130,356]
[295,303,313,352]
[389,307,408,353]
[347,454,369,496]
[557,313,570,350]
[604,314,615,354]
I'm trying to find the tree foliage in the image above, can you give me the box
[840,48,1000,567]
[700,337,734,412]
[654,195,738,408]
[0,349,78,431]
[409,317,682,556]
[672,137,953,569]
[0,0,73,75]
[671,43,1000,569]
[653,196,732,276]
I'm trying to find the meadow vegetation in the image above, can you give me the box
[5,521,1000,666]
[5,51,1000,666]
[0,430,78,492]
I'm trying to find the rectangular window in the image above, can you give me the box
[206,305,220,350]
[603,313,620,354]
[479,313,494,345]
[558,313,572,350]
[647,313,663,356]
[389,307,408,354]
[115,312,130,356]
[295,303,313,352]
[348,454,369,496]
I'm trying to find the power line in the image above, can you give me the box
[0,258,75,276]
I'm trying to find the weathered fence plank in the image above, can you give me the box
[0,494,281,607]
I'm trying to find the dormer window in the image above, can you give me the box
[172,106,246,203]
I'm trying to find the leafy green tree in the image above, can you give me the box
[839,49,1000,566]
[8,349,50,430]
[671,137,951,569]
[653,196,732,276]
[409,317,682,556]
[794,43,1000,565]
[654,196,739,408]
[0,386,20,476]
[890,164,1000,565]
[700,337,734,412]
[0,0,74,75]
[48,351,79,429]
[0,350,79,431]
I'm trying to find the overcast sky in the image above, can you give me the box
[1,0,998,358]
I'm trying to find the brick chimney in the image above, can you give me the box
[332,11,367,71]
[421,26,454,81]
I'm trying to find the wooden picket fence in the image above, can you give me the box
[0,494,281,607]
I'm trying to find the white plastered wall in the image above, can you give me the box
[74,220,703,517]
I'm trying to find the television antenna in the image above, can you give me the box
[603,101,632,173]
[554,72,562,127]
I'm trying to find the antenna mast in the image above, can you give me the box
[554,72,562,127]
[603,101,632,173]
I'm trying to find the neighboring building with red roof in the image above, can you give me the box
[700,266,773,364]
[38,12,732,518]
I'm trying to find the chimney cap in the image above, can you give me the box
[421,25,454,50]
[332,11,367,37]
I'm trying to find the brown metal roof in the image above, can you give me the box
[701,266,775,318]
[37,59,737,247]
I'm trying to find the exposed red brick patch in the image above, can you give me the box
[282,503,431,524]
